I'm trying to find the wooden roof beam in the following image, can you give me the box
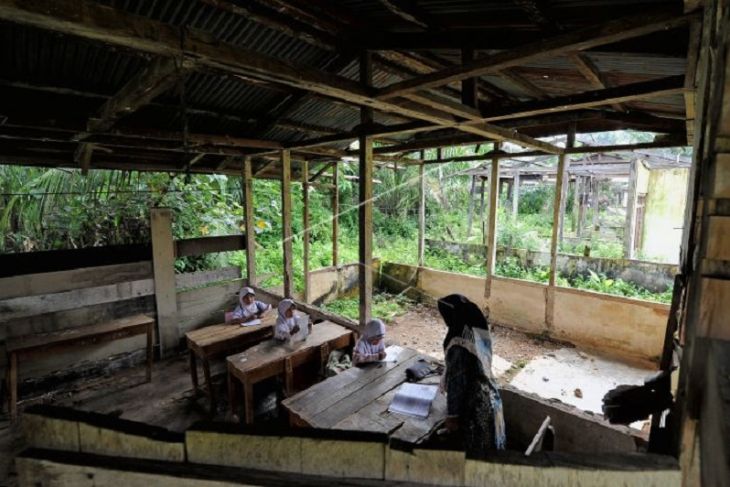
[376,0,434,29]
[476,75,686,123]
[569,52,626,112]
[0,0,559,155]
[376,11,696,99]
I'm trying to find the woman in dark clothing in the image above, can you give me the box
[439,294,505,458]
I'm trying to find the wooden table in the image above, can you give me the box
[282,346,447,444]
[227,321,353,424]
[5,314,154,420]
[185,314,275,413]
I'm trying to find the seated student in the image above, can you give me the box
[274,298,309,341]
[229,287,271,324]
[353,319,386,365]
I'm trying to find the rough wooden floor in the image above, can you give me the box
[0,353,236,486]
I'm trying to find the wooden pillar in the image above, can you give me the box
[512,171,520,220]
[466,175,477,239]
[150,208,178,357]
[549,127,575,287]
[302,159,310,303]
[571,175,580,233]
[332,163,339,267]
[624,159,639,259]
[484,143,500,298]
[577,176,586,238]
[242,156,256,286]
[281,150,293,298]
[479,177,487,243]
[461,47,478,107]
[418,162,426,267]
[359,51,374,326]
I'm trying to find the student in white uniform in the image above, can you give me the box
[353,319,387,365]
[275,299,303,341]
[230,287,271,324]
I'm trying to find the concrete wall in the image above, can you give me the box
[17,405,680,487]
[306,259,380,306]
[380,262,669,364]
[640,168,689,264]
[426,239,677,293]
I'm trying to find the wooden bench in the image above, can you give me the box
[185,314,275,413]
[4,314,155,419]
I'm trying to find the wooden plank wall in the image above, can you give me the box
[0,236,245,390]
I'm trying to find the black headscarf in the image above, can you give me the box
[438,294,488,349]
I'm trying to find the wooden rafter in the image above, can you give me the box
[376,11,695,98]
[569,52,626,111]
[377,0,433,29]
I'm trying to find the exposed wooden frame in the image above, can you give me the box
[0,0,560,155]
[243,157,256,286]
[549,127,576,288]
[359,51,374,326]
[376,11,695,98]
[484,143,500,298]
[569,52,626,112]
[281,150,293,297]
[417,160,426,267]
[623,158,639,259]
[332,163,339,268]
[377,0,432,29]
[302,159,310,303]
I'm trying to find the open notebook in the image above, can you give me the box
[388,383,439,418]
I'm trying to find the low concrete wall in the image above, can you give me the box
[426,239,677,293]
[306,259,380,306]
[380,262,669,364]
[17,405,680,487]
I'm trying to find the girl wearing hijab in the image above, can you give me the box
[275,299,307,341]
[353,319,387,365]
[438,294,505,458]
[230,287,271,324]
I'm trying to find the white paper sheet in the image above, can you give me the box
[388,383,439,418]
[241,318,261,327]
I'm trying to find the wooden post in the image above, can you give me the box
[512,171,520,220]
[302,159,310,303]
[281,150,293,298]
[479,177,487,243]
[359,51,374,326]
[332,163,339,267]
[150,208,178,357]
[624,159,639,259]
[243,156,256,286]
[577,176,586,239]
[572,175,580,233]
[484,143,500,298]
[549,128,575,287]
[466,175,477,239]
[418,162,426,267]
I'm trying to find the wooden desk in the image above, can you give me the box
[282,346,447,444]
[227,321,353,424]
[5,314,154,420]
[185,314,275,413]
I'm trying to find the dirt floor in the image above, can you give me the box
[386,302,563,366]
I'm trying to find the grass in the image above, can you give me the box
[322,292,414,322]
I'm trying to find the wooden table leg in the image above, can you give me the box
[189,350,199,392]
[9,352,17,420]
[227,370,236,418]
[202,358,216,415]
[146,322,153,383]
[284,357,294,396]
[243,379,254,425]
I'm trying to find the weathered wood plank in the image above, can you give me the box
[0,261,152,300]
[417,162,426,267]
[151,208,178,356]
[359,52,374,326]
[302,159,310,303]
[332,164,339,267]
[243,157,256,286]
[175,235,246,258]
[484,144,500,298]
[281,150,293,297]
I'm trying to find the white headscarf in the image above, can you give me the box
[238,286,255,308]
[363,319,386,340]
[275,299,297,340]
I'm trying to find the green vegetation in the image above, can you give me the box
[0,132,680,304]
[322,292,414,322]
